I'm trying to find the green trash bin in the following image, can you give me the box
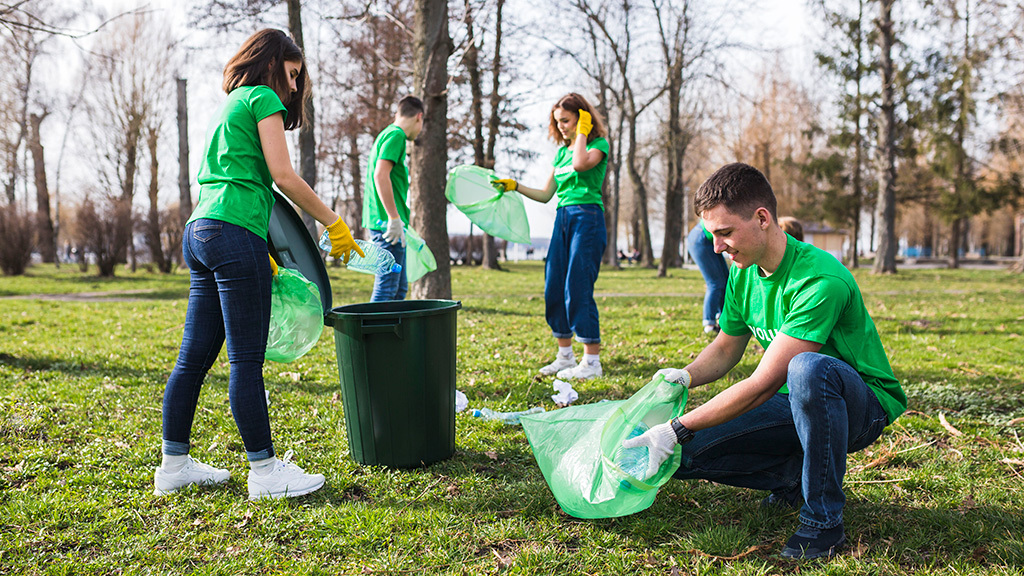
[325,300,462,468]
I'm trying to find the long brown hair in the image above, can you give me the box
[548,93,607,146]
[222,29,309,130]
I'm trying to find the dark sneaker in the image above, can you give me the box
[781,523,845,560]
[760,486,801,510]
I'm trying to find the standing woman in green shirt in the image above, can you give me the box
[154,29,362,500]
[494,93,610,380]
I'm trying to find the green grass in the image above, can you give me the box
[2,262,1023,575]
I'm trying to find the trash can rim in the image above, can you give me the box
[325,299,462,323]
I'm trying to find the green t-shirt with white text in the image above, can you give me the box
[719,235,907,424]
[552,137,609,209]
[190,85,287,241]
[362,124,411,230]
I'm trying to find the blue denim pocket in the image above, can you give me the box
[192,222,223,243]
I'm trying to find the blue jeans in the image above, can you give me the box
[545,204,607,344]
[674,352,889,529]
[687,223,728,327]
[162,219,275,461]
[369,229,408,302]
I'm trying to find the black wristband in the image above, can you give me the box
[670,418,695,445]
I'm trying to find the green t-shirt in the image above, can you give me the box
[700,219,712,240]
[190,85,287,241]
[719,235,907,424]
[362,124,411,230]
[552,137,609,209]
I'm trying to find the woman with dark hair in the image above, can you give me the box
[154,29,362,500]
[494,93,610,380]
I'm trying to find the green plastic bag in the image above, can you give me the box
[520,375,688,519]
[445,164,531,244]
[405,227,437,283]
[266,267,324,363]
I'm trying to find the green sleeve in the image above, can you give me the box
[377,129,406,164]
[589,137,609,155]
[249,86,287,123]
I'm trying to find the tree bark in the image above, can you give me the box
[145,126,170,272]
[409,0,453,299]
[287,0,318,238]
[873,0,897,274]
[177,78,192,232]
[29,112,55,263]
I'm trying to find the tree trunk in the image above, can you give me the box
[287,0,318,238]
[409,0,452,299]
[177,79,192,232]
[658,72,685,277]
[873,0,897,274]
[29,112,55,263]
[145,127,170,273]
[626,110,654,268]
[464,2,500,270]
[347,130,364,240]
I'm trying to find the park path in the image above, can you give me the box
[0,289,160,302]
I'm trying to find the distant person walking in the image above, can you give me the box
[155,29,362,500]
[362,96,425,302]
[687,219,728,334]
[493,93,610,380]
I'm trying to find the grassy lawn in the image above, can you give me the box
[2,261,1023,575]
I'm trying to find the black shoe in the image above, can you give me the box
[781,523,845,560]
[760,486,801,510]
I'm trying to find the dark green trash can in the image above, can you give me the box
[325,300,461,468]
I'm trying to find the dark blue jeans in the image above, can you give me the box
[687,223,728,327]
[369,229,408,302]
[674,352,889,529]
[162,219,275,461]
[545,204,607,344]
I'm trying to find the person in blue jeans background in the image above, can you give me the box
[155,29,362,500]
[687,219,728,334]
[362,96,425,301]
[624,163,906,560]
[494,93,610,380]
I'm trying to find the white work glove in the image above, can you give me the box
[621,421,678,481]
[656,368,692,387]
[382,218,406,247]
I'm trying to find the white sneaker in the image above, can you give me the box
[247,450,325,500]
[539,354,576,376]
[153,456,230,495]
[556,359,603,380]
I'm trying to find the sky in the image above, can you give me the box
[52,0,813,246]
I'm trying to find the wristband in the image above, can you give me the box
[670,418,695,445]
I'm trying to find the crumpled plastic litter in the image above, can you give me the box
[455,390,468,413]
[551,379,579,406]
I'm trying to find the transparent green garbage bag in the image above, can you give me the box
[266,267,324,363]
[445,164,531,244]
[405,226,437,283]
[520,375,689,519]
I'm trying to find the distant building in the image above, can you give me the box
[802,222,848,262]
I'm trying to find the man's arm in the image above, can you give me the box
[679,333,822,432]
[373,159,400,220]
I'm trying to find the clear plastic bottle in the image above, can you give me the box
[319,233,402,275]
[617,422,650,481]
[472,406,545,425]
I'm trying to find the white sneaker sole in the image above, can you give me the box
[153,477,229,496]
[248,477,326,501]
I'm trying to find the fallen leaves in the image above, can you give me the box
[939,413,963,436]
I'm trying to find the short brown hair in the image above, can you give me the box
[694,163,777,220]
[548,93,607,146]
[223,29,309,131]
[396,95,424,118]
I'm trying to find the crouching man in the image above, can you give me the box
[625,163,906,559]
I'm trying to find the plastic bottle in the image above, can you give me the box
[319,233,402,275]
[617,422,650,481]
[472,406,545,425]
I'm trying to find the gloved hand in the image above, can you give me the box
[576,109,593,137]
[493,178,518,192]
[382,218,406,247]
[268,253,279,276]
[621,420,678,480]
[655,368,692,387]
[327,217,365,264]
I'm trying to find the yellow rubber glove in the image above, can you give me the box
[493,178,518,192]
[327,217,365,264]
[576,109,593,138]
[269,253,279,276]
